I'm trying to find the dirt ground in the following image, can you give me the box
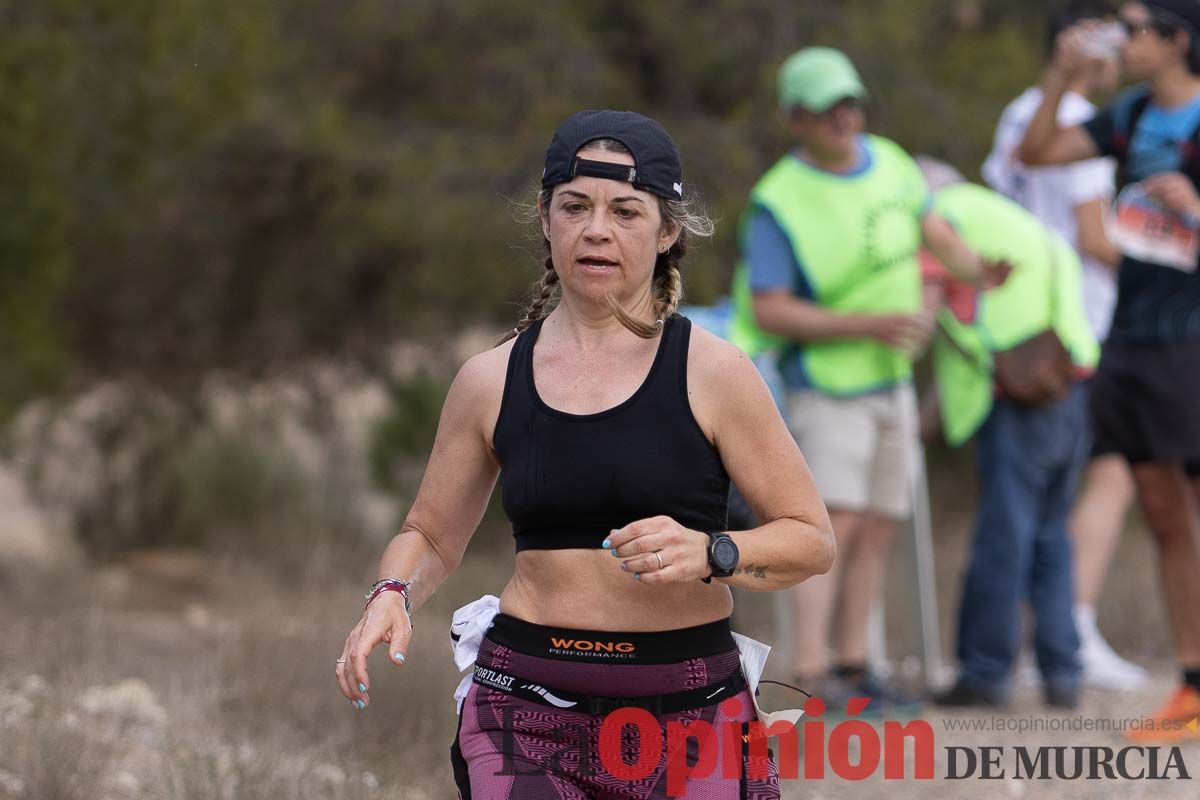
[0,521,1195,800]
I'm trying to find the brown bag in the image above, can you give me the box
[939,240,1074,408]
[992,328,1073,407]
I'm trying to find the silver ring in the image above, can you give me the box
[335,659,347,665]
[653,551,664,571]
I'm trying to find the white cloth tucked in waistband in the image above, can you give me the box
[731,631,804,728]
[450,594,501,712]
[448,595,803,726]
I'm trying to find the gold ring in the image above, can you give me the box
[653,551,664,570]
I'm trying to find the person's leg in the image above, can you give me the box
[1133,463,1200,669]
[1071,454,1135,608]
[833,383,914,673]
[830,511,897,668]
[791,507,863,677]
[1068,453,1148,688]
[1124,462,1200,741]
[1091,342,1200,739]
[676,689,781,798]
[455,683,590,798]
[1029,386,1088,706]
[783,390,875,679]
[949,401,1040,701]
[828,384,922,710]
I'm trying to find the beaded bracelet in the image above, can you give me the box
[364,578,412,616]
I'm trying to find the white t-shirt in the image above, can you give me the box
[982,87,1117,341]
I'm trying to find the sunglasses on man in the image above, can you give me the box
[1120,8,1195,39]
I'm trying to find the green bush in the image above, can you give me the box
[169,430,312,547]
[1,0,1055,420]
[368,374,449,494]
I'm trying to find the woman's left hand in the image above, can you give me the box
[604,516,712,584]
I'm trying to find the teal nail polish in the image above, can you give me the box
[358,682,366,692]
[394,652,406,663]
[610,549,618,557]
[601,538,611,549]
[355,700,364,709]
[634,573,641,581]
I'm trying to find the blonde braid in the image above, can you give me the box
[497,255,558,345]
[605,242,687,339]
[654,257,684,322]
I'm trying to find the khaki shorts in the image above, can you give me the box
[784,384,917,519]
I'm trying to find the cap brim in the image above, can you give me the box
[792,79,868,113]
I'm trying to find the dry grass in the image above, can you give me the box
[0,510,1196,800]
[0,533,517,800]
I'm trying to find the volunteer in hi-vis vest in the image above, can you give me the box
[734,47,1008,708]
[1019,0,1200,741]
[929,183,1099,447]
[921,178,1099,711]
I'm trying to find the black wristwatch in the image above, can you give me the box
[701,532,739,583]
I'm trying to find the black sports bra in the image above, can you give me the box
[492,314,730,551]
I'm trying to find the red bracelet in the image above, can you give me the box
[364,579,412,615]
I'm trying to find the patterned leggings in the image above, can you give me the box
[451,614,780,799]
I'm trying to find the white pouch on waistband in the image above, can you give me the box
[732,632,805,728]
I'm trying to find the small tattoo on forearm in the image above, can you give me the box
[738,563,768,579]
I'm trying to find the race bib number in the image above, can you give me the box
[1107,184,1200,273]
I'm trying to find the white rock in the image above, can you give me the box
[78,678,167,727]
[112,770,140,794]
[0,466,83,575]
[310,763,346,786]
[184,603,211,631]
[0,768,26,795]
[19,674,48,698]
[0,693,34,726]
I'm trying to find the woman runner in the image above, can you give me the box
[335,109,835,798]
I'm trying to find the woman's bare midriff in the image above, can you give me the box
[498,549,734,631]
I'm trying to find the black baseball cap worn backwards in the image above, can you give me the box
[541,110,684,200]
[1147,0,1200,32]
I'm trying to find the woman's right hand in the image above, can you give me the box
[335,591,412,710]
[1052,22,1104,81]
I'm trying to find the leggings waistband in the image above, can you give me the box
[472,661,747,716]
[485,613,737,664]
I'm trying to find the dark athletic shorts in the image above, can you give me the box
[451,613,780,799]
[1090,340,1200,469]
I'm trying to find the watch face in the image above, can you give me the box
[712,537,738,571]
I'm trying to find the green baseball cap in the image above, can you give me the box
[777,47,868,113]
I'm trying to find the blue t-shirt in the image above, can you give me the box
[744,207,817,389]
[1083,87,1200,343]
